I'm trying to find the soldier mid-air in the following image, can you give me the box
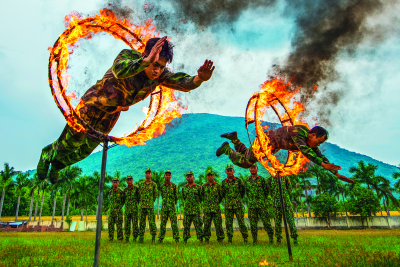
[138,168,158,243]
[123,175,140,242]
[182,171,204,244]
[244,164,274,244]
[216,126,354,184]
[37,36,215,184]
[108,177,125,241]
[158,170,180,243]
[201,169,225,244]
[221,164,248,243]
[267,175,298,245]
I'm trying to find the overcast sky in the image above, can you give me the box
[1,0,400,172]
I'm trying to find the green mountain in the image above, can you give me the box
[59,113,398,185]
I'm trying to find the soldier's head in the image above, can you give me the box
[145,168,152,179]
[186,171,194,184]
[307,126,329,148]
[143,37,173,80]
[164,170,171,183]
[126,175,133,186]
[249,164,258,175]
[225,164,235,178]
[112,177,119,189]
[206,170,215,183]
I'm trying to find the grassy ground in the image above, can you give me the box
[0,229,399,266]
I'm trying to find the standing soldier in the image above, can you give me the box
[267,175,298,245]
[124,175,140,242]
[108,177,125,241]
[201,169,225,243]
[182,171,204,244]
[158,170,180,243]
[221,164,248,243]
[138,168,158,243]
[245,164,274,244]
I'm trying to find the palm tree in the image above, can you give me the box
[0,163,19,220]
[29,174,41,221]
[393,166,400,194]
[308,164,327,195]
[58,166,82,221]
[38,179,50,222]
[73,175,96,221]
[14,172,29,221]
[50,181,62,222]
[89,171,113,221]
[297,172,314,217]
[374,179,399,217]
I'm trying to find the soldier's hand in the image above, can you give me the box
[143,36,167,64]
[321,162,341,171]
[336,173,355,184]
[197,60,215,81]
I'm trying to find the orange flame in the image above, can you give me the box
[48,9,184,146]
[246,78,310,176]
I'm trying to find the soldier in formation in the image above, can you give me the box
[108,177,124,241]
[123,175,140,242]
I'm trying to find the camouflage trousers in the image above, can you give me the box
[248,208,274,241]
[158,210,180,241]
[273,204,298,240]
[183,214,204,241]
[109,211,123,241]
[203,211,225,242]
[139,208,157,237]
[124,211,139,241]
[225,208,248,239]
[39,105,120,171]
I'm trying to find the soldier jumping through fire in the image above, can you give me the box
[37,36,215,184]
[216,125,354,183]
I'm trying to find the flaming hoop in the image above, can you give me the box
[245,78,310,176]
[48,9,183,145]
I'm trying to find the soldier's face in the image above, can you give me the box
[144,57,167,80]
[225,169,235,177]
[307,133,327,148]
[112,181,119,188]
[127,179,133,186]
[186,175,194,183]
[249,166,258,175]
[207,174,214,183]
[145,172,152,179]
[164,173,171,182]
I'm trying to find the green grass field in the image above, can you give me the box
[1,229,399,267]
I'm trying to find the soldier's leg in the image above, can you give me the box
[193,213,204,241]
[235,208,248,241]
[158,210,168,241]
[170,210,180,241]
[108,214,116,241]
[148,208,157,240]
[274,205,283,242]
[117,211,124,241]
[259,208,274,243]
[225,209,234,242]
[124,213,132,241]
[183,214,192,242]
[214,211,225,242]
[132,210,139,240]
[284,201,298,242]
[248,208,259,242]
[138,208,148,241]
[203,213,212,242]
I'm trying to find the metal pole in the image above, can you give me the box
[93,139,108,267]
[277,172,293,261]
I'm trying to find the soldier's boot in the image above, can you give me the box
[138,237,144,243]
[133,237,137,242]
[253,237,257,244]
[276,239,281,244]
[151,236,156,243]
[183,239,188,244]
[175,239,179,243]
[228,238,232,244]
[216,142,231,157]
[220,131,238,142]
[269,236,274,244]
[125,238,129,243]
[49,165,60,184]
[205,239,209,244]
[293,238,299,245]
[158,239,163,243]
[37,145,52,180]
[243,237,248,244]
[199,239,203,244]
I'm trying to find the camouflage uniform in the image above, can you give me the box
[138,180,158,240]
[182,183,204,242]
[124,184,140,241]
[158,182,180,242]
[245,175,274,243]
[267,176,298,242]
[108,188,125,241]
[37,49,200,174]
[223,125,338,174]
[221,177,248,241]
[201,181,225,242]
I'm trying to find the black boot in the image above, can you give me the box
[220,131,238,141]
[216,142,231,157]
[151,236,156,243]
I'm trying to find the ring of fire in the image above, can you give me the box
[48,9,183,146]
[245,78,310,176]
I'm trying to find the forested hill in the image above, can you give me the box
[43,113,398,184]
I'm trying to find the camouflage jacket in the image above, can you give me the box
[123,185,140,214]
[108,188,125,215]
[138,180,158,209]
[159,182,178,212]
[267,176,292,205]
[201,181,223,214]
[182,183,202,215]
[221,177,245,210]
[244,175,269,209]
[265,125,337,174]
[80,49,200,115]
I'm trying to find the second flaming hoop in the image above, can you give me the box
[245,78,310,176]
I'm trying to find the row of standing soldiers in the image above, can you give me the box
[108,165,298,244]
